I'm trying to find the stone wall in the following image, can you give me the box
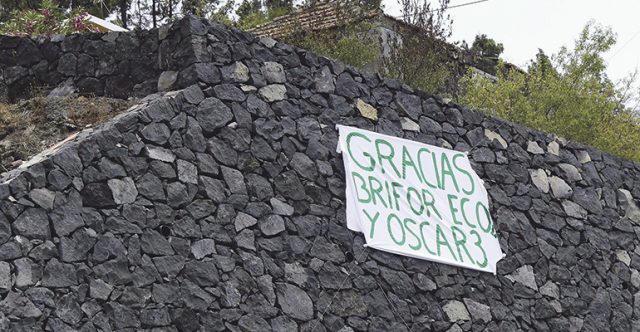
[0,16,639,331]
[0,30,157,101]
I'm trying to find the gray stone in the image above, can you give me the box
[236,229,256,251]
[309,237,345,263]
[291,152,317,180]
[446,325,463,332]
[239,314,271,331]
[146,146,176,163]
[548,141,560,155]
[539,281,560,299]
[49,79,76,97]
[259,84,287,102]
[443,300,470,322]
[0,215,9,245]
[549,176,573,199]
[191,238,216,259]
[196,97,234,132]
[221,281,241,307]
[631,269,640,288]
[618,189,640,223]
[141,229,174,255]
[137,173,165,201]
[576,150,591,163]
[185,117,207,152]
[201,176,226,203]
[222,62,250,82]
[270,198,294,216]
[177,160,198,184]
[314,66,335,93]
[166,181,192,208]
[52,148,83,177]
[276,283,314,321]
[0,291,42,318]
[158,71,177,91]
[275,171,306,200]
[29,188,55,210]
[463,298,491,323]
[484,129,507,149]
[60,229,96,262]
[506,264,538,290]
[57,53,77,75]
[90,279,113,301]
[82,182,117,207]
[356,99,377,120]
[529,169,549,193]
[413,273,437,291]
[0,262,10,290]
[14,208,50,240]
[221,166,247,194]
[379,267,415,298]
[562,200,588,219]
[14,258,34,288]
[271,316,298,332]
[257,275,276,305]
[401,117,420,131]
[616,250,631,266]
[183,260,218,286]
[0,241,21,260]
[558,163,582,182]
[235,212,258,232]
[42,259,77,287]
[255,118,285,140]
[107,177,138,204]
[140,307,171,327]
[259,215,285,236]
[262,62,286,83]
[527,141,544,154]
[214,84,245,102]
[335,73,358,99]
[141,122,171,145]
[395,92,422,120]
[153,255,185,278]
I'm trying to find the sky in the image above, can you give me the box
[381,0,640,83]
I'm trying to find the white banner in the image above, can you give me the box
[337,125,504,274]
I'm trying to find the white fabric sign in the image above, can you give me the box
[337,125,504,274]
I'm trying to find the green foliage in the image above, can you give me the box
[290,23,380,69]
[235,0,292,29]
[470,33,504,58]
[0,0,98,36]
[0,0,120,21]
[460,21,640,161]
[381,32,454,95]
[380,0,455,94]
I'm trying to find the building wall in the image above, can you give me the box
[0,16,638,332]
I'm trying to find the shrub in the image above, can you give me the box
[0,0,97,37]
[459,22,640,161]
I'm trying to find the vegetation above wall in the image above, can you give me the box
[460,22,640,162]
[0,0,98,36]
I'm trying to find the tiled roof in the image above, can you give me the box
[247,2,380,39]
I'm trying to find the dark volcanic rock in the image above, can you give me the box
[276,283,314,321]
[0,15,638,332]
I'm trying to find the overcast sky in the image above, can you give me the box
[381,0,640,83]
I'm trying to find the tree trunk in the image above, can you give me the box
[152,0,157,28]
[120,0,127,28]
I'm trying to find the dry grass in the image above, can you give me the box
[0,96,135,171]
